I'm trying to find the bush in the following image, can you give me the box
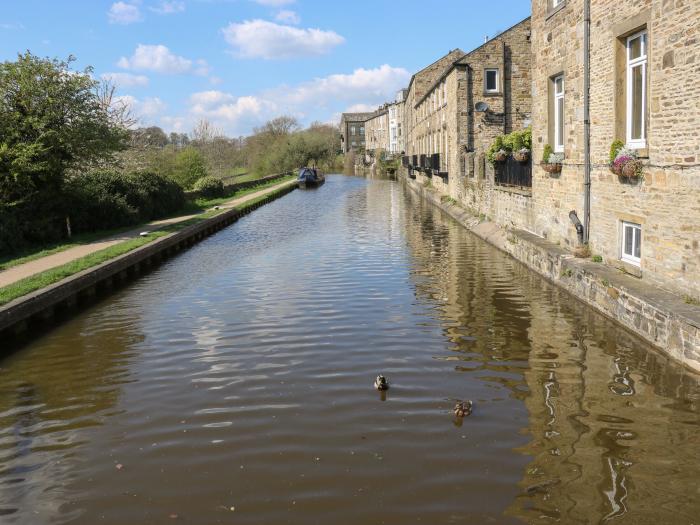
[193,176,224,198]
[66,171,184,233]
[0,199,66,255]
[170,147,208,189]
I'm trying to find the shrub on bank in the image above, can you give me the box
[66,171,185,233]
[192,176,225,198]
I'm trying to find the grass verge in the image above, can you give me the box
[0,184,293,306]
[0,175,295,272]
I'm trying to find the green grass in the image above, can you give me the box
[0,183,293,306]
[0,175,295,271]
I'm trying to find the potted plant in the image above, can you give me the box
[609,140,643,179]
[540,144,563,174]
[493,148,508,162]
[514,147,530,162]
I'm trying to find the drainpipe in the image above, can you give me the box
[583,0,591,244]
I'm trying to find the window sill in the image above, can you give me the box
[611,258,642,277]
[482,91,502,97]
[546,1,566,20]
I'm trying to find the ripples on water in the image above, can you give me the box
[0,174,698,524]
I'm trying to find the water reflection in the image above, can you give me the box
[401,188,700,523]
[0,175,696,524]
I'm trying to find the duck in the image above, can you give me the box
[374,374,389,391]
[453,400,473,418]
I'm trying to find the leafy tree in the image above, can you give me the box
[170,147,208,189]
[0,52,128,203]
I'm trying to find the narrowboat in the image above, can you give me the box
[297,167,325,189]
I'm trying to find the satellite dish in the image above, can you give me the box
[475,101,489,112]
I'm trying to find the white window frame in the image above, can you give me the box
[442,81,447,106]
[485,69,499,93]
[621,221,642,266]
[626,30,647,149]
[553,0,563,7]
[553,74,565,153]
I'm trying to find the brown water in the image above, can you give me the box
[0,174,698,524]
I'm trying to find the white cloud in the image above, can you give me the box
[101,72,150,87]
[274,9,300,24]
[0,22,25,30]
[149,64,407,136]
[253,0,294,5]
[150,0,185,14]
[108,2,143,24]
[114,95,167,123]
[276,64,410,107]
[344,103,376,113]
[118,44,209,75]
[222,19,344,59]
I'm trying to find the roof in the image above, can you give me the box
[414,16,531,108]
[405,48,465,96]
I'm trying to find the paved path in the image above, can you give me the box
[0,179,295,288]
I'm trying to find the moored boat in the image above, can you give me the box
[297,167,325,189]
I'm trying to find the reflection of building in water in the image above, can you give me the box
[400,186,700,523]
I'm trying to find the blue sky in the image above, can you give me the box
[0,0,531,137]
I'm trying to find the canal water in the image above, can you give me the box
[0,174,698,524]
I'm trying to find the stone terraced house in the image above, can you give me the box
[531,0,700,298]
[363,107,390,154]
[406,18,533,226]
[340,112,373,153]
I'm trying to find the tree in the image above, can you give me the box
[170,147,207,189]
[130,126,169,149]
[254,116,300,138]
[0,52,128,203]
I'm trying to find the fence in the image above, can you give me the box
[494,156,532,188]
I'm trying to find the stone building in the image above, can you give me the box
[340,112,373,153]
[404,49,466,175]
[405,18,533,224]
[389,89,407,155]
[363,107,389,154]
[530,0,700,298]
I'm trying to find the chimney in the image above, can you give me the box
[484,35,489,43]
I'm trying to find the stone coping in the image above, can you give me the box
[0,182,297,338]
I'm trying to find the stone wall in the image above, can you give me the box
[531,0,700,299]
[405,176,700,373]
[364,110,389,153]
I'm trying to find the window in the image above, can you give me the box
[351,141,357,147]
[350,125,356,135]
[626,30,647,149]
[621,221,641,265]
[442,82,447,105]
[360,126,365,135]
[552,0,563,7]
[553,75,565,153]
[485,69,499,93]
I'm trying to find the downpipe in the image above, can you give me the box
[583,0,592,244]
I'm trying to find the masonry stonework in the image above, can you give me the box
[531,0,700,299]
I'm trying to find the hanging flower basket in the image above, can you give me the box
[621,159,643,179]
[493,150,508,163]
[514,149,530,163]
[541,162,562,174]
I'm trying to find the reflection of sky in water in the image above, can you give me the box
[0,175,697,524]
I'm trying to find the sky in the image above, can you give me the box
[0,0,531,137]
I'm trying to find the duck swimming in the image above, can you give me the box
[374,375,389,391]
[453,400,473,417]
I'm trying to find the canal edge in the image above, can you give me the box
[0,182,297,345]
[403,177,700,374]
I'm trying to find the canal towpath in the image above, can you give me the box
[0,178,297,289]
